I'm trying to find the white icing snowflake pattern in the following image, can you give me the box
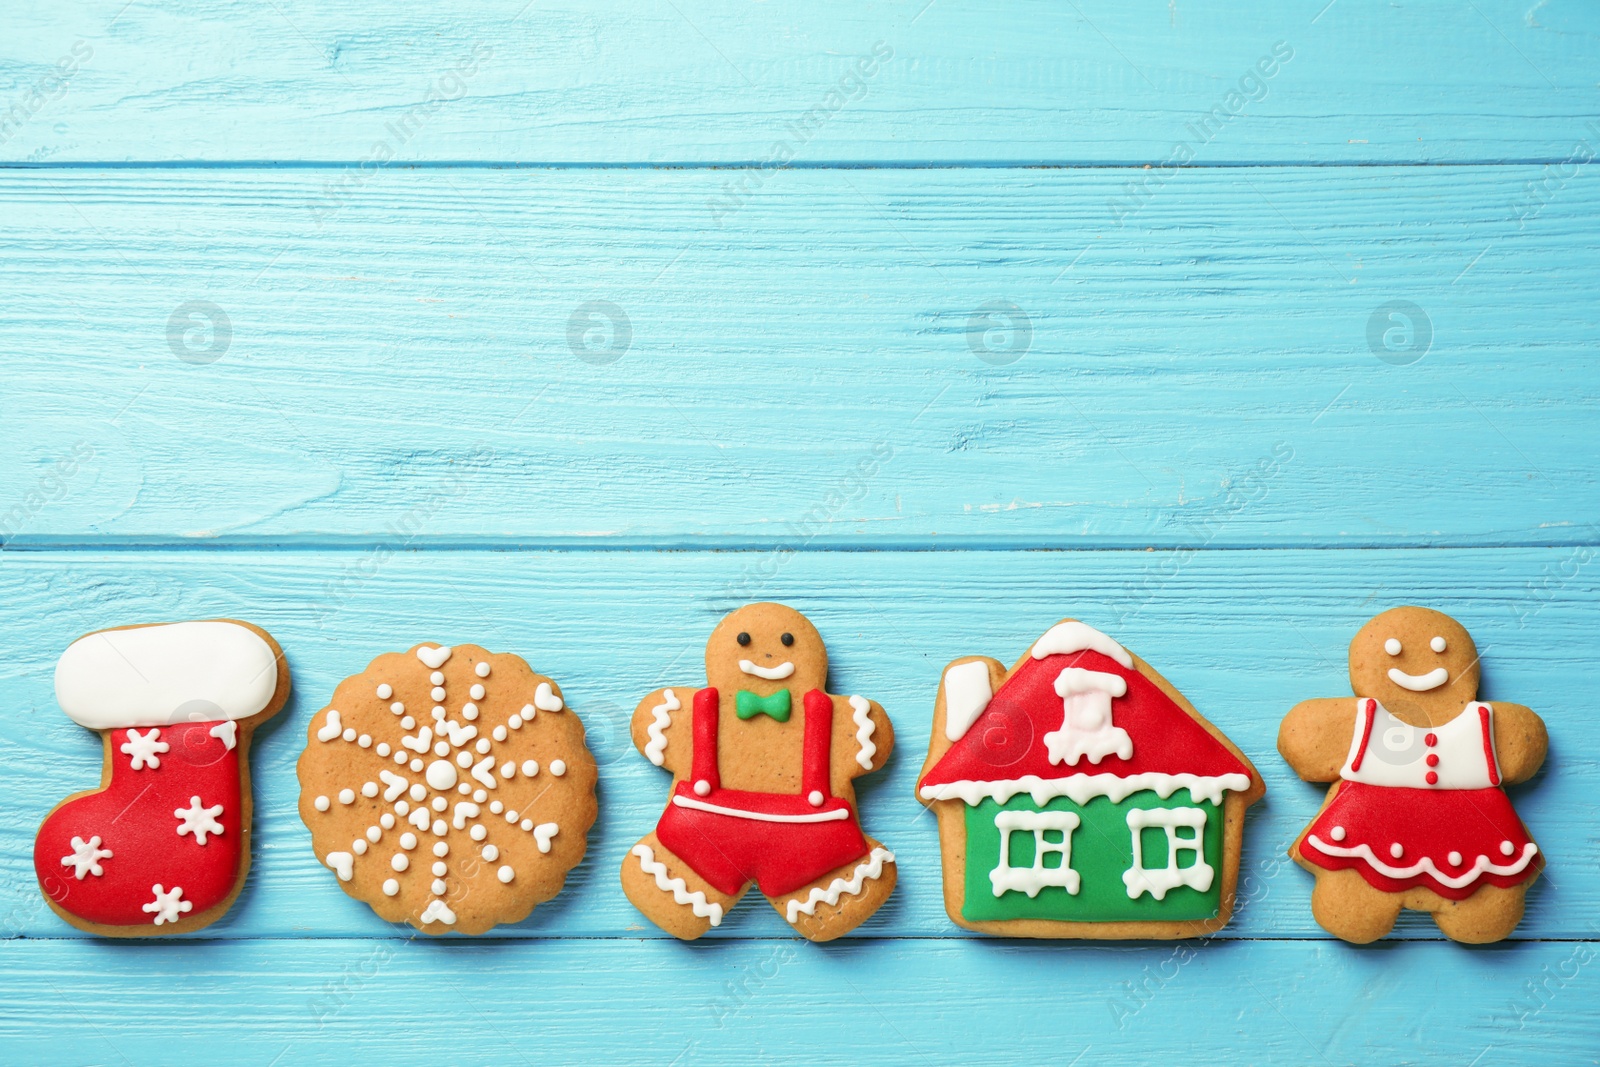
[60,835,112,879]
[120,728,169,770]
[174,796,225,845]
[143,884,192,925]
[308,645,567,926]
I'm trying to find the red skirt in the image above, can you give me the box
[1298,782,1540,900]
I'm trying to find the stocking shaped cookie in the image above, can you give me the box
[298,644,597,935]
[1279,607,1547,943]
[622,603,895,941]
[34,620,290,936]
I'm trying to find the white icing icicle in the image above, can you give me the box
[645,689,679,767]
[786,847,895,923]
[849,696,876,770]
[919,772,1251,808]
[632,844,723,926]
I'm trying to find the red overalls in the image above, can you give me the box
[654,687,872,898]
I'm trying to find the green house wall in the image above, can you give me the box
[960,790,1223,923]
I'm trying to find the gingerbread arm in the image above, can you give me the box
[837,694,893,778]
[1489,702,1547,785]
[630,686,696,777]
[1277,697,1358,782]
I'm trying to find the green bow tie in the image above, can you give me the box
[735,688,792,721]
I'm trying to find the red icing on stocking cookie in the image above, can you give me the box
[33,620,290,936]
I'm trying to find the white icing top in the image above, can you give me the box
[1341,699,1500,789]
[55,621,278,729]
[1030,621,1133,668]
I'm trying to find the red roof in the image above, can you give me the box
[919,649,1250,788]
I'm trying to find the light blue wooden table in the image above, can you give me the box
[3,2,1597,1063]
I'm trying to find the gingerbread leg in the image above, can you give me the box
[621,832,742,941]
[1429,884,1529,944]
[1310,868,1403,944]
[770,840,896,943]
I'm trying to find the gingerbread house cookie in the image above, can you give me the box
[917,620,1264,938]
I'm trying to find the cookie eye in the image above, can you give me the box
[1431,636,1447,653]
[1384,638,1402,656]
[780,632,794,646]
[736,632,751,647]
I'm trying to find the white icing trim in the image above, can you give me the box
[942,660,993,742]
[326,851,354,882]
[174,796,225,845]
[786,847,895,922]
[533,822,559,853]
[120,728,169,770]
[671,794,850,823]
[316,709,343,743]
[533,682,564,711]
[1304,835,1538,889]
[416,646,452,669]
[1123,807,1213,900]
[61,835,111,879]
[919,772,1252,808]
[849,695,876,770]
[990,810,1080,897]
[645,689,679,767]
[419,898,456,925]
[1387,666,1449,692]
[1029,621,1132,668]
[738,659,794,680]
[208,720,238,750]
[143,884,192,925]
[632,843,723,926]
[55,622,279,730]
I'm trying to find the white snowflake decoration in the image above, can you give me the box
[120,728,169,770]
[174,796,226,845]
[308,645,568,926]
[143,884,192,925]
[60,835,112,880]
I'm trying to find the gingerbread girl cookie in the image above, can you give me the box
[34,620,290,936]
[1279,607,1547,943]
[621,603,895,941]
[298,643,597,935]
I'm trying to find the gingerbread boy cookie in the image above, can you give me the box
[34,620,290,936]
[298,643,597,935]
[1279,607,1547,943]
[621,603,895,941]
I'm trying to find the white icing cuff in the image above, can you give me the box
[55,621,279,730]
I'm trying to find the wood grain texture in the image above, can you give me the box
[4,0,1598,165]
[0,937,1595,1066]
[3,165,1598,546]
[0,549,1590,942]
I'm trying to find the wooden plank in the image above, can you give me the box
[3,166,1598,546]
[0,936,1594,1065]
[0,547,1588,941]
[4,1,1598,165]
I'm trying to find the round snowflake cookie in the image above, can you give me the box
[297,643,597,935]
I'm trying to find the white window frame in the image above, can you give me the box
[989,809,1081,897]
[1123,806,1214,900]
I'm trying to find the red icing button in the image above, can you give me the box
[1426,754,1440,767]
[1424,733,1438,747]
[1425,770,1439,785]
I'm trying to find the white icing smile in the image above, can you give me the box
[738,659,795,680]
[1387,666,1449,692]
